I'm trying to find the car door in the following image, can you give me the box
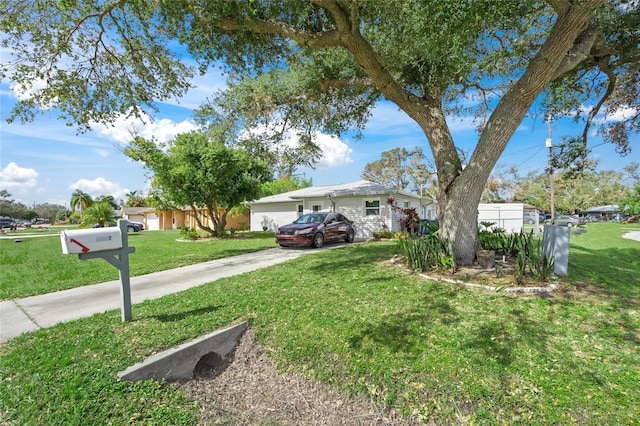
[334,213,350,239]
[323,213,340,241]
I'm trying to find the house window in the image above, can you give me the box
[403,201,410,208]
[311,204,322,212]
[297,204,304,218]
[365,200,380,216]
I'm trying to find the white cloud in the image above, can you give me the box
[94,149,109,158]
[597,105,637,124]
[92,111,199,144]
[313,133,354,169]
[11,76,48,101]
[69,177,129,201]
[0,162,38,193]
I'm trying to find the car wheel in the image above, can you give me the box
[567,222,573,228]
[345,229,355,243]
[127,226,135,233]
[312,232,324,248]
[527,219,534,224]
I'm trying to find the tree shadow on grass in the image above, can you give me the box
[148,305,224,322]
[461,309,550,368]
[348,290,460,354]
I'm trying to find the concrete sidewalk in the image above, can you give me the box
[0,246,329,344]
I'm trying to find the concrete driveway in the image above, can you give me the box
[0,244,348,344]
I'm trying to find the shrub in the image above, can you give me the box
[180,227,199,240]
[372,231,396,240]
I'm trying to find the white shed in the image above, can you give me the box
[478,203,525,232]
[249,180,434,240]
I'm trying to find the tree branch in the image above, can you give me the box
[215,16,344,47]
[581,63,617,143]
[552,27,601,80]
[318,76,375,90]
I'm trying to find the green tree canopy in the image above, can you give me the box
[69,189,94,213]
[260,175,313,198]
[514,169,630,214]
[95,195,118,210]
[361,147,435,193]
[622,184,640,217]
[81,202,118,228]
[124,191,146,207]
[3,1,638,264]
[124,132,270,237]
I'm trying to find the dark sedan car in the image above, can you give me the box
[276,212,355,248]
[125,220,144,232]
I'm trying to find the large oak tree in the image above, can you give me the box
[2,1,638,264]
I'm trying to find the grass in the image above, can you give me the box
[0,229,278,299]
[0,223,638,424]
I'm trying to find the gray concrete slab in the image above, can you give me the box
[118,322,248,381]
[622,230,640,242]
[0,301,39,337]
[0,245,346,344]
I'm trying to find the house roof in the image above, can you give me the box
[581,204,620,213]
[250,180,422,205]
[120,207,153,215]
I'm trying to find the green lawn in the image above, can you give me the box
[0,229,278,299]
[1,223,638,424]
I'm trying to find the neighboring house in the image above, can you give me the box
[120,207,151,224]
[249,180,434,240]
[579,204,621,221]
[142,206,249,232]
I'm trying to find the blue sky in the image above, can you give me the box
[1,66,637,208]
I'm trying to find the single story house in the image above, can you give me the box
[249,180,435,240]
[142,207,249,232]
[579,204,622,221]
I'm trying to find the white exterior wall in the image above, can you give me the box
[250,202,299,231]
[478,203,524,233]
[250,193,423,240]
[331,195,390,240]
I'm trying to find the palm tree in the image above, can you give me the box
[81,202,118,228]
[70,189,94,213]
[125,190,146,207]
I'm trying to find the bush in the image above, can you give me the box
[180,227,199,240]
[372,231,397,240]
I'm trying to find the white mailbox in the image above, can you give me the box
[60,227,123,254]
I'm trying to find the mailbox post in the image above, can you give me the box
[60,219,135,321]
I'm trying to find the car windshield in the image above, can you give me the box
[294,213,327,224]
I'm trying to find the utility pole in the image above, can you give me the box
[545,116,555,222]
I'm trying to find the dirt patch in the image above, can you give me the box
[179,329,422,425]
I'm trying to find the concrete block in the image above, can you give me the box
[118,321,247,382]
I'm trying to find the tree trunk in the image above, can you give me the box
[307,2,600,266]
[437,185,482,267]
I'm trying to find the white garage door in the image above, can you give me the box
[146,213,159,231]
